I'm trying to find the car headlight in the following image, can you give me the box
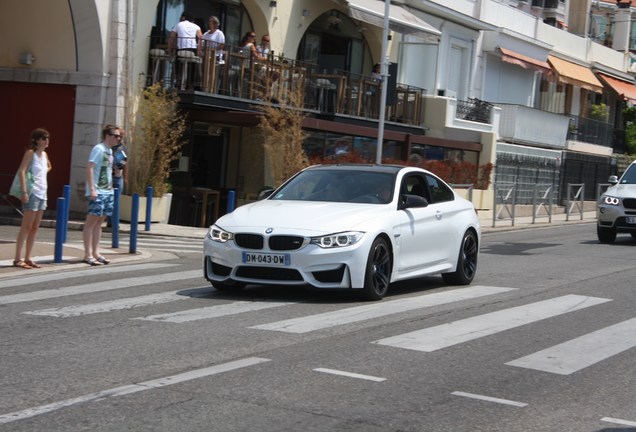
[310,231,364,248]
[208,225,234,242]
[601,195,620,206]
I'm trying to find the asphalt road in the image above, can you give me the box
[1,223,635,432]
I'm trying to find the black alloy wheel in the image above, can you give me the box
[360,237,391,300]
[442,230,478,285]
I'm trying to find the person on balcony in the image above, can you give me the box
[240,32,266,61]
[169,11,203,89]
[256,34,271,58]
[202,15,225,62]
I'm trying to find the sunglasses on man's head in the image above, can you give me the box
[109,133,122,139]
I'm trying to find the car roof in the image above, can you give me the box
[304,164,407,175]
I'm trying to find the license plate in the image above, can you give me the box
[627,216,636,224]
[242,252,290,266]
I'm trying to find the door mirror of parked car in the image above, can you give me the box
[608,175,619,185]
[257,188,275,200]
[398,194,429,210]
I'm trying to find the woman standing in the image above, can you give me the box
[13,128,52,269]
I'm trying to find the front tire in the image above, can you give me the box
[597,225,616,244]
[442,230,478,285]
[360,237,391,301]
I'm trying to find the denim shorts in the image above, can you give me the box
[23,194,47,212]
[87,193,114,217]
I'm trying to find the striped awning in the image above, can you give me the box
[499,47,550,73]
[598,73,636,102]
[547,55,603,93]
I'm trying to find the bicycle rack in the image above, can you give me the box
[532,184,553,224]
[492,182,516,227]
[566,183,585,221]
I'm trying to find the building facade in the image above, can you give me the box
[2,0,636,225]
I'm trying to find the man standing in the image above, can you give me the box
[170,11,202,89]
[170,11,202,52]
[83,125,120,266]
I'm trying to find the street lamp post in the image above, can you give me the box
[375,0,391,165]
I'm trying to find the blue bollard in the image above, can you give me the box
[129,193,139,254]
[227,189,236,213]
[145,186,153,232]
[54,197,65,263]
[112,187,120,248]
[62,185,70,243]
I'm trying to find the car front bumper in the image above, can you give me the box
[203,236,372,289]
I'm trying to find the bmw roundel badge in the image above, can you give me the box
[265,227,274,234]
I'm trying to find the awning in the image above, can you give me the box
[598,73,636,102]
[347,0,441,42]
[498,47,550,73]
[547,55,603,92]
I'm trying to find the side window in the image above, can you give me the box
[401,174,431,202]
[425,174,454,203]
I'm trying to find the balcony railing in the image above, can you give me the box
[147,37,425,125]
[456,98,493,124]
[567,115,613,147]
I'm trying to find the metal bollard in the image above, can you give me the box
[112,187,120,248]
[129,193,139,254]
[145,186,153,232]
[227,189,236,213]
[62,185,71,243]
[54,197,65,263]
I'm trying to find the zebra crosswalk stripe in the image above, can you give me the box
[250,285,517,333]
[0,263,177,289]
[133,301,293,323]
[0,270,202,305]
[373,295,612,352]
[506,316,636,375]
[23,287,216,317]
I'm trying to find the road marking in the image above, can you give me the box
[0,270,202,305]
[314,368,386,382]
[0,263,177,288]
[250,285,516,333]
[0,357,270,424]
[23,287,215,317]
[506,317,636,375]
[133,300,293,323]
[373,295,612,352]
[451,391,527,408]
[601,417,636,427]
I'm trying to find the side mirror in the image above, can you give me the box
[398,194,429,210]
[257,188,275,200]
[608,175,619,185]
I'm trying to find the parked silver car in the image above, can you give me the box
[597,160,636,243]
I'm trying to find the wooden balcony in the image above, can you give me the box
[146,39,425,126]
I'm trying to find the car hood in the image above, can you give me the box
[215,200,391,235]
[605,183,636,198]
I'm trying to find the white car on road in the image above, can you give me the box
[204,164,481,300]
[597,160,636,243]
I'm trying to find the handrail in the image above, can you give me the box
[146,37,425,125]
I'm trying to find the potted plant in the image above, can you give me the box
[120,83,187,223]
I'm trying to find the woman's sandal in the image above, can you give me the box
[12,260,32,269]
[83,258,101,266]
[25,260,42,269]
[96,256,110,265]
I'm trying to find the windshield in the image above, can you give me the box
[620,164,636,184]
[271,169,395,204]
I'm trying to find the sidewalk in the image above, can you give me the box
[0,210,597,278]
